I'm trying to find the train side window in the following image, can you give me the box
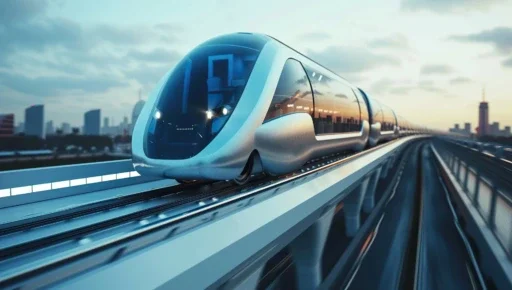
[305,68,361,134]
[354,89,369,124]
[381,105,396,132]
[264,59,313,121]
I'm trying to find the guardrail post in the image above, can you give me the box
[463,164,470,191]
[450,155,456,172]
[455,159,462,182]
[363,168,382,214]
[473,169,481,206]
[488,185,498,230]
[289,207,335,290]
[448,153,453,170]
[344,178,370,237]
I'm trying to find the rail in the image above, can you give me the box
[38,136,424,290]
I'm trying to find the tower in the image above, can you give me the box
[478,87,489,137]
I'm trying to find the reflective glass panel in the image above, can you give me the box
[265,59,313,121]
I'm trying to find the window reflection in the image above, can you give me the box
[265,59,313,121]
[305,68,361,134]
[381,104,396,132]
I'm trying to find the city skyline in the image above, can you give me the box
[449,95,511,137]
[5,99,143,138]
[0,1,512,130]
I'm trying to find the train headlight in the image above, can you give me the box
[222,105,232,116]
[206,110,214,119]
[154,110,161,119]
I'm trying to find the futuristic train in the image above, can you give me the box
[132,32,427,184]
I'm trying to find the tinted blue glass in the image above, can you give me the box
[265,59,313,121]
[145,43,262,159]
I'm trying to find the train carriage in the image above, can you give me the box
[132,32,409,183]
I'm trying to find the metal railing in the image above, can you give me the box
[0,160,163,209]
[434,143,512,259]
[448,137,512,163]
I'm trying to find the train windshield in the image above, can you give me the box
[145,38,265,160]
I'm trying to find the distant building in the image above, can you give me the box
[464,123,471,135]
[45,120,54,136]
[102,117,110,135]
[132,99,146,134]
[25,105,44,138]
[15,122,24,134]
[61,122,71,135]
[84,109,101,135]
[0,114,14,136]
[490,122,500,136]
[122,116,129,135]
[504,126,511,137]
[478,89,489,137]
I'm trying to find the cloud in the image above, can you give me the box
[370,78,396,93]
[389,86,414,95]
[401,0,504,13]
[449,76,472,84]
[0,0,48,25]
[306,46,400,74]
[368,34,410,50]
[418,80,445,93]
[0,18,87,56]
[503,57,512,67]
[369,78,415,95]
[449,27,512,54]
[0,71,126,97]
[124,64,173,89]
[420,64,454,75]
[127,48,181,63]
[298,32,331,41]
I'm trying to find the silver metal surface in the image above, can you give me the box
[255,113,369,176]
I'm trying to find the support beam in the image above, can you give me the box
[344,178,370,236]
[380,157,393,180]
[289,207,335,290]
[363,168,382,214]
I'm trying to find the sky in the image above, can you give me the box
[0,0,511,131]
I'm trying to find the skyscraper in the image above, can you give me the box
[504,126,511,137]
[0,114,14,136]
[45,120,54,136]
[490,122,500,136]
[25,105,44,138]
[103,117,110,135]
[84,109,101,135]
[61,122,71,135]
[464,123,471,135]
[478,88,489,137]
